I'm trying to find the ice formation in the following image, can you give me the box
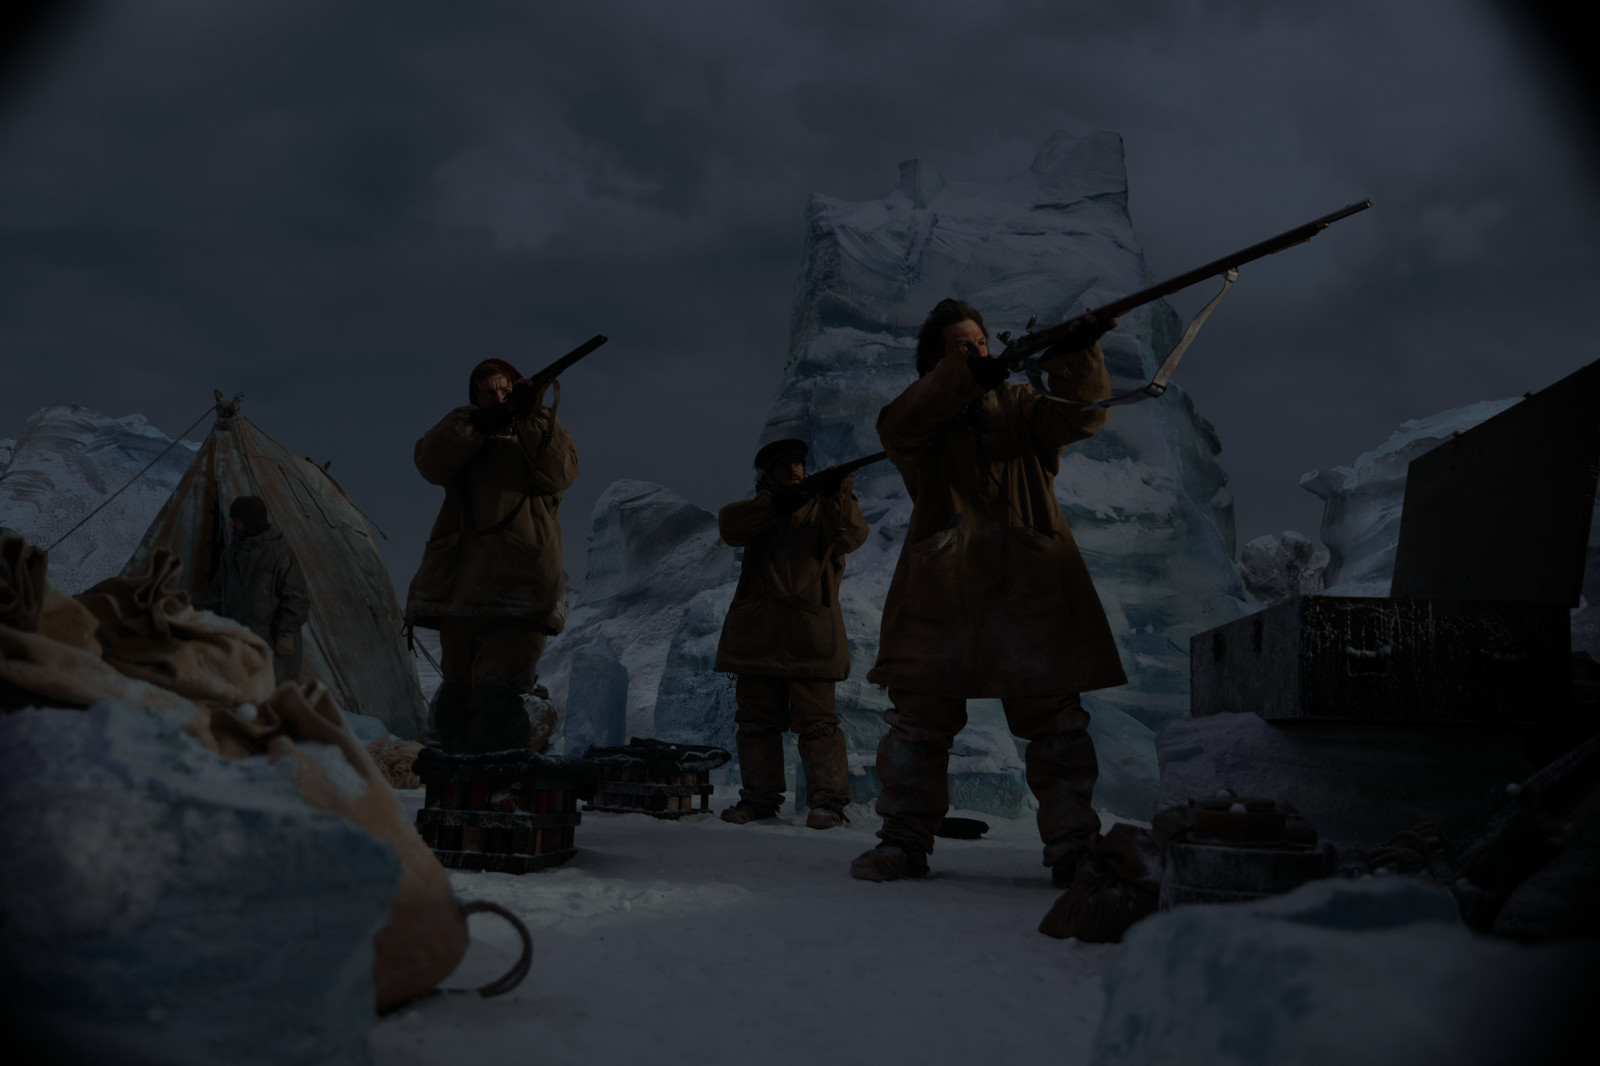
[1299,398,1518,595]
[1092,877,1596,1066]
[1298,393,1598,657]
[0,404,200,592]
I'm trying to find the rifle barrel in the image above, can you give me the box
[521,334,609,387]
[1010,199,1370,359]
[801,450,888,489]
[1094,199,1371,321]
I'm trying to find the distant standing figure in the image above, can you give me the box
[405,358,578,754]
[851,298,1127,884]
[714,438,870,829]
[203,494,310,685]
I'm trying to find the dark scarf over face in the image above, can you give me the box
[230,496,269,538]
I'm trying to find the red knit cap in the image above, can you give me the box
[469,359,521,403]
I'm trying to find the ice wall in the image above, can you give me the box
[541,479,740,750]
[0,404,199,593]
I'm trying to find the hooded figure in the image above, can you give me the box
[202,495,310,685]
[850,298,1127,885]
[405,358,578,754]
[713,438,869,829]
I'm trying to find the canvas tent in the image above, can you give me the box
[124,393,427,738]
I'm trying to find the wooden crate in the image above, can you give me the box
[583,738,730,819]
[412,749,599,874]
[1190,595,1571,723]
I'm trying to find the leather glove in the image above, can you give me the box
[1045,312,1117,355]
[273,630,296,656]
[509,379,542,418]
[967,353,1010,391]
[469,401,515,435]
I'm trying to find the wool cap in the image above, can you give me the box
[753,438,808,471]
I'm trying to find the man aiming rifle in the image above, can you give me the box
[405,336,604,754]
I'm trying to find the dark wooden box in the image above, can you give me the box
[1190,595,1572,723]
[583,738,730,820]
[412,749,599,874]
[589,768,715,817]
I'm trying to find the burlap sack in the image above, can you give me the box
[200,682,469,1011]
[1038,823,1164,942]
[0,534,209,726]
[5,531,468,1009]
[77,547,275,710]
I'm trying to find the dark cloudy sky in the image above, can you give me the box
[2,0,1595,593]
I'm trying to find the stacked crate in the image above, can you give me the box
[412,748,600,874]
[584,738,731,819]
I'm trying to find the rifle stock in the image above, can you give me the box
[1000,199,1370,364]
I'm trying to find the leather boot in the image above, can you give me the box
[720,800,779,824]
[465,680,531,754]
[797,722,851,818]
[732,728,786,812]
[850,844,929,882]
[433,681,473,754]
[1026,730,1102,882]
[873,732,951,857]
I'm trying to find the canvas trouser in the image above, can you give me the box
[733,674,851,812]
[436,618,548,754]
[875,687,1101,862]
[438,618,548,691]
[272,635,304,687]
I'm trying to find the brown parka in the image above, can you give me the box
[866,345,1127,699]
[714,476,870,680]
[404,398,577,634]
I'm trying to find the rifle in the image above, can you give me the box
[996,199,1371,407]
[798,450,888,493]
[514,334,609,394]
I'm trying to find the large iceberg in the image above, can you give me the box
[0,404,200,592]
[542,131,1254,820]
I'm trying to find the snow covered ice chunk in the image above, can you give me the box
[0,703,398,1066]
[1092,877,1597,1066]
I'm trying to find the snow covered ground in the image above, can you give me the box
[370,790,1120,1066]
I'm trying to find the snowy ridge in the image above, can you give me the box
[0,404,200,593]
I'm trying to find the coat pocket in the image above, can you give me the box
[998,525,1066,617]
[903,519,964,611]
[785,599,836,661]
